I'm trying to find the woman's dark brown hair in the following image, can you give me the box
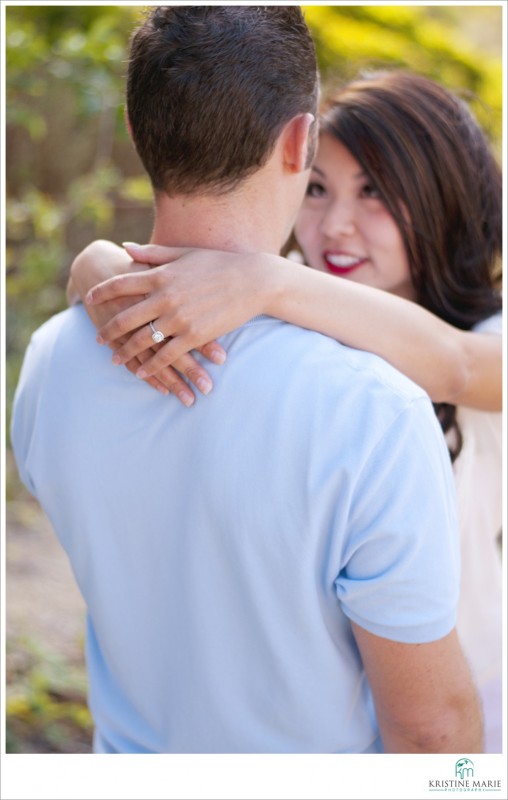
[320,71,502,460]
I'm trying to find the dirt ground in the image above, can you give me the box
[5,480,93,753]
[6,499,86,662]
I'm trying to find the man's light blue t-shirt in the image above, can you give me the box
[11,305,460,753]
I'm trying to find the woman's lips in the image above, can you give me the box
[323,252,367,275]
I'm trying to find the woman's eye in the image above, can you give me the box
[306,181,326,199]
[360,183,380,199]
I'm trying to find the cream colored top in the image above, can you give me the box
[452,312,503,686]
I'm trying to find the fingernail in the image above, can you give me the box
[96,334,104,345]
[158,387,169,396]
[85,290,94,304]
[179,391,195,407]
[196,377,213,395]
[122,241,140,249]
[136,368,147,379]
[211,349,226,365]
[112,354,122,365]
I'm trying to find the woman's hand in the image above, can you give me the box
[69,240,224,405]
[86,243,278,379]
[85,286,216,406]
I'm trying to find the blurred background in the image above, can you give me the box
[4,4,503,753]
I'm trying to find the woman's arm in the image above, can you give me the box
[87,242,502,411]
[268,259,502,411]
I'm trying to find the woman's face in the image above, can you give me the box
[294,133,415,300]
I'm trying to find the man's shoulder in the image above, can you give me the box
[16,305,102,402]
[25,305,97,366]
[219,317,441,468]
[235,317,429,406]
[31,304,91,343]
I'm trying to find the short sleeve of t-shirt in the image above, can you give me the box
[11,314,64,496]
[335,396,460,644]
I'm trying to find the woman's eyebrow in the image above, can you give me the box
[312,164,367,181]
[311,165,325,177]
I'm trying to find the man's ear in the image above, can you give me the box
[281,113,316,174]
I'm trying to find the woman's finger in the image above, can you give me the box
[109,315,228,371]
[121,339,215,397]
[123,341,216,401]
[197,341,227,366]
[133,337,198,379]
[113,331,193,373]
[170,353,214,396]
[133,347,215,398]
[123,242,192,266]
[127,352,197,407]
[124,357,170,397]
[86,269,163,306]
[96,297,163,344]
[110,320,168,362]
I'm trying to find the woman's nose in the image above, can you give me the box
[320,202,356,239]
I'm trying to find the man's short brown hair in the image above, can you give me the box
[127,6,319,196]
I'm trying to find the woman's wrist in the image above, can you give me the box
[70,240,128,301]
[251,253,292,318]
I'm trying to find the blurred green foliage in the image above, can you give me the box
[6,5,151,436]
[6,636,93,753]
[305,4,502,138]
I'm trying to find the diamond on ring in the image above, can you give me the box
[149,321,165,344]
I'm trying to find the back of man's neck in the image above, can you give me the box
[150,186,285,256]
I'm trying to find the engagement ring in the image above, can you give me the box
[149,321,165,344]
